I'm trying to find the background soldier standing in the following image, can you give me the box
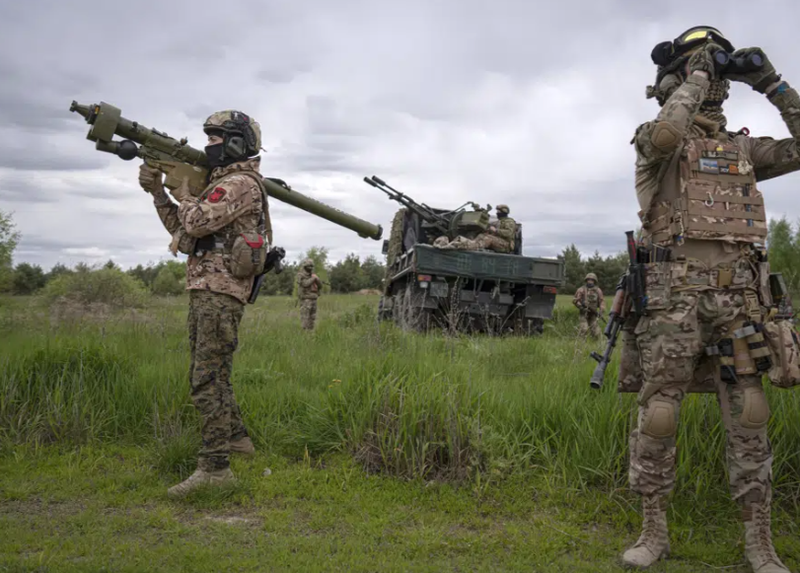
[139,110,269,498]
[624,26,800,572]
[573,272,605,337]
[296,258,323,330]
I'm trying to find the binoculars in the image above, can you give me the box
[711,47,764,74]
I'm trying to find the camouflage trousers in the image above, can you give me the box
[435,234,512,253]
[629,261,772,505]
[578,310,601,338]
[188,290,248,472]
[300,298,317,330]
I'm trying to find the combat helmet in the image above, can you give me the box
[203,110,262,162]
[302,258,314,269]
[646,26,733,109]
[496,204,510,215]
[585,273,598,282]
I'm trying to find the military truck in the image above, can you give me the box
[365,176,565,335]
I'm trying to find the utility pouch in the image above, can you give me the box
[733,322,772,373]
[732,335,757,375]
[643,262,671,310]
[169,229,197,256]
[710,338,738,384]
[763,320,800,389]
[757,262,772,307]
[230,232,268,279]
[617,324,643,393]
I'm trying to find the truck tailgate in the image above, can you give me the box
[412,245,563,285]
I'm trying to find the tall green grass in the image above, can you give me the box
[1,293,799,512]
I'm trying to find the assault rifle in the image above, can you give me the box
[589,273,629,389]
[589,230,652,389]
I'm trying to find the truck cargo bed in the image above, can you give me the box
[403,244,564,285]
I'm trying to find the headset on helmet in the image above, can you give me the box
[650,26,734,68]
[646,26,734,106]
[203,110,262,162]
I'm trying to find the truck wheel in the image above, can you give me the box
[391,289,405,325]
[513,316,544,336]
[377,295,392,321]
[394,282,430,333]
[527,318,544,336]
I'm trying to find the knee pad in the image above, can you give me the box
[739,387,770,429]
[641,400,677,438]
[650,121,682,152]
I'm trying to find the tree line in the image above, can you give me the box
[3,209,800,299]
[0,211,385,297]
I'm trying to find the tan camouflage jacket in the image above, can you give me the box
[152,157,266,304]
[296,268,322,300]
[495,216,517,247]
[633,73,800,262]
[573,285,605,313]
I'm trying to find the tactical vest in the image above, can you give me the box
[195,170,269,255]
[583,287,600,311]
[642,136,768,246]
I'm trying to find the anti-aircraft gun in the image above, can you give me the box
[69,101,384,302]
[364,175,495,250]
[365,175,565,335]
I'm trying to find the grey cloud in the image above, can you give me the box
[0,174,59,204]
[287,145,366,174]
[0,120,111,172]
[0,149,109,172]
[256,66,310,85]
[3,0,800,273]
[0,92,80,133]
[524,224,630,259]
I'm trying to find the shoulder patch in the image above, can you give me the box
[207,187,227,203]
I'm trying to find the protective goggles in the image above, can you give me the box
[651,26,735,66]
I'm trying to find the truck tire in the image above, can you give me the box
[392,282,431,333]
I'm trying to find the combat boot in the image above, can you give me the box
[742,502,790,573]
[167,467,236,498]
[622,495,670,569]
[230,436,255,455]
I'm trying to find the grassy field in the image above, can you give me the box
[1,293,799,572]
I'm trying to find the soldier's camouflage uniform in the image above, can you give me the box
[152,157,266,472]
[624,46,800,571]
[573,283,605,337]
[436,216,516,253]
[296,263,323,330]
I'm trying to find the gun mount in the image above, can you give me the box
[364,175,490,246]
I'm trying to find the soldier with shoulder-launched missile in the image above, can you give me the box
[139,110,267,497]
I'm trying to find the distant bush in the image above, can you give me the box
[151,262,185,296]
[41,266,149,308]
[11,263,47,295]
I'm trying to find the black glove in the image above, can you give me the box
[724,48,780,94]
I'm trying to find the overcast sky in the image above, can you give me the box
[1,0,799,271]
